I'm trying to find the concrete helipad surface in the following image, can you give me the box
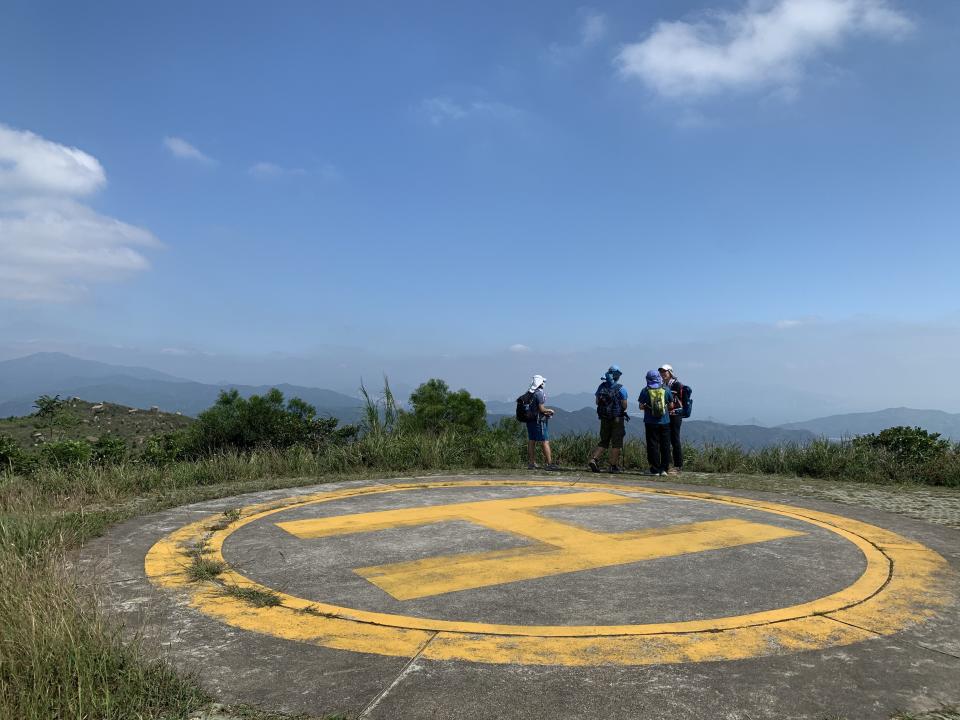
[82,475,960,719]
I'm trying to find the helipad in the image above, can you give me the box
[86,476,960,719]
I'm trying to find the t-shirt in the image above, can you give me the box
[595,381,628,418]
[533,389,547,419]
[639,386,674,425]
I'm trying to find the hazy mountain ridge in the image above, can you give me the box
[779,407,960,441]
[489,407,816,450]
[4,353,957,445]
[0,354,363,419]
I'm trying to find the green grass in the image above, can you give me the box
[187,555,228,583]
[219,584,282,608]
[1,398,192,449]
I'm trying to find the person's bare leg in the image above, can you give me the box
[528,440,536,465]
[542,441,553,464]
[610,448,622,467]
[590,446,604,461]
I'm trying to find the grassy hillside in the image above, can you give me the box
[0,398,192,449]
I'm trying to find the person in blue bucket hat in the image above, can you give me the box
[588,365,629,473]
[639,369,674,476]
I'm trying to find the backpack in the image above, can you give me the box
[670,381,694,419]
[646,387,666,419]
[680,384,693,418]
[515,391,539,422]
[596,383,623,419]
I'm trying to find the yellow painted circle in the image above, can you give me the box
[145,480,950,666]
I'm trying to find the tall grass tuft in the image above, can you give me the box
[0,542,208,719]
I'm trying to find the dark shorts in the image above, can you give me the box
[526,419,548,442]
[597,416,625,449]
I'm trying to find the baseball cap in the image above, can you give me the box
[658,364,674,373]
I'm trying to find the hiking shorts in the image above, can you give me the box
[597,416,625,449]
[526,419,548,442]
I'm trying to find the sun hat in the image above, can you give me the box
[658,364,674,374]
[602,364,622,381]
[529,375,546,392]
[645,369,662,388]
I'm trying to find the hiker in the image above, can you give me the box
[588,365,628,473]
[523,375,557,470]
[659,364,684,475]
[639,369,673,476]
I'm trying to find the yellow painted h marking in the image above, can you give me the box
[277,492,804,600]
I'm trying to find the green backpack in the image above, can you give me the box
[647,387,666,419]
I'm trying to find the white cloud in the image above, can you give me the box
[0,124,159,302]
[616,0,913,99]
[547,8,608,64]
[580,9,608,46]
[509,344,532,353]
[248,161,339,182]
[0,125,105,196]
[248,161,306,179]
[419,97,523,126]
[163,136,215,164]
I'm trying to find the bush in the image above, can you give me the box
[39,440,92,467]
[92,436,127,465]
[141,431,189,466]
[0,435,21,472]
[853,426,951,465]
[184,388,353,455]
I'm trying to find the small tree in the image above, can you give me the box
[408,379,487,434]
[853,426,951,465]
[32,394,78,442]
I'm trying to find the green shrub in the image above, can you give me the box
[408,379,487,434]
[91,436,127,465]
[853,426,951,465]
[185,388,354,455]
[0,435,21,472]
[141,431,189,465]
[39,440,92,467]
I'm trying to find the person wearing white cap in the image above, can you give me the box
[524,375,557,470]
[658,364,683,474]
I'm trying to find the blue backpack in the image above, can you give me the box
[677,383,693,418]
[596,383,624,419]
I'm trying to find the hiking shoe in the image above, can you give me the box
[608,465,622,474]
[588,459,600,473]
[647,469,659,476]
[544,463,560,471]
[527,463,539,470]
[659,471,668,477]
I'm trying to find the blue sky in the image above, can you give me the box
[2,0,959,421]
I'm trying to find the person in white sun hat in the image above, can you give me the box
[658,364,683,474]
[523,374,558,471]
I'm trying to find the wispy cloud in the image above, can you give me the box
[248,161,307,179]
[0,124,159,302]
[616,0,914,100]
[163,136,215,164]
[509,344,532,353]
[547,8,608,64]
[248,161,340,182]
[419,96,523,126]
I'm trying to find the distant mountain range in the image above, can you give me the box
[0,353,363,421]
[3,353,958,446]
[487,407,817,450]
[780,408,960,441]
